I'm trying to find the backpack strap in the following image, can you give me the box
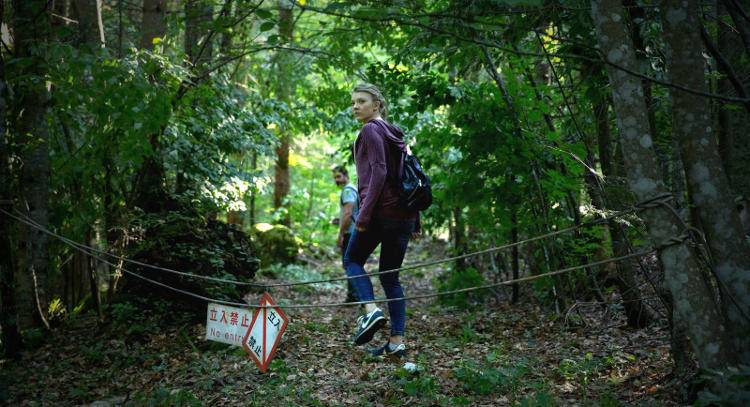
[341,185,359,206]
[386,147,407,187]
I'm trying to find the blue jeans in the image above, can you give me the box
[343,218,415,336]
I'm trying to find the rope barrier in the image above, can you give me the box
[1,193,671,289]
[3,208,263,285]
[0,194,686,309]
[30,221,656,309]
[1,204,669,309]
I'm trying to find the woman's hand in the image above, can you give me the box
[411,230,421,240]
[356,225,367,232]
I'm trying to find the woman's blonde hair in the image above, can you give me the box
[353,83,388,119]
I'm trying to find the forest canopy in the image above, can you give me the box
[1,0,750,405]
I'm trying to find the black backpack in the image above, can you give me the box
[397,152,433,211]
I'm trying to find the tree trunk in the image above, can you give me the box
[0,53,22,358]
[219,0,235,57]
[72,0,105,47]
[623,1,688,215]
[596,96,660,327]
[87,230,103,320]
[102,153,120,301]
[717,1,750,198]
[585,96,654,328]
[12,0,52,332]
[185,0,214,68]
[52,0,75,42]
[661,0,750,364]
[511,210,519,303]
[661,287,696,373]
[249,150,258,226]
[273,1,294,226]
[177,0,215,195]
[721,0,750,58]
[623,0,658,164]
[64,248,89,311]
[591,0,732,369]
[452,207,467,270]
[141,0,166,50]
[132,0,168,212]
[72,0,109,313]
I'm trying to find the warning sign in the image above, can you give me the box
[243,292,289,372]
[205,303,254,346]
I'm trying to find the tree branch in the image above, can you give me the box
[189,0,265,68]
[721,0,750,58]
[699,22,750,114]
[293,1,750,105]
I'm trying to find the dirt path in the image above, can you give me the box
[1,241,680,406]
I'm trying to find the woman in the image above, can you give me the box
[343,83,419,359]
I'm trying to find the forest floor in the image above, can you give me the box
[1,239,686,406]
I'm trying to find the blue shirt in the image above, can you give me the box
[340,184,360,235]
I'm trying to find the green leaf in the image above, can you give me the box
[260,21,276,32]
[255,8,273,19]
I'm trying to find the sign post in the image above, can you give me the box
[242,292,289,372]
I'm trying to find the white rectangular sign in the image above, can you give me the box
[205,303,254,346]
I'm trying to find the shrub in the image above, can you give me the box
[252,223,301,268]
[124,208,259,309]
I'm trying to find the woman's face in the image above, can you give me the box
[351,91,380,123]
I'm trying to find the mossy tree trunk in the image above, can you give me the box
[591,0,732,369]
[660,0,750,364]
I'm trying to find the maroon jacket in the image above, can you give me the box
[353,119,418,229]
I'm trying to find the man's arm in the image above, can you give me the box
[338,202,354,248]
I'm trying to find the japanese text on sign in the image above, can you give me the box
[242,292,289,372]
[205,303,254,346]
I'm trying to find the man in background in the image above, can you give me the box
[332,165,359,302]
